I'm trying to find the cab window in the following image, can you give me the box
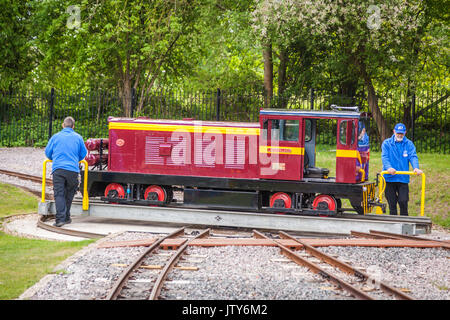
[271,120,280,141]
[281,120,299,142]
[264,119,299,142]
[261,119,268,140]
[305,119,312,142]
[339,120,355,146]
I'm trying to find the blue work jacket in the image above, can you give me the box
[381,134,419,183]
[45,128,87,173]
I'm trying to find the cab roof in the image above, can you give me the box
[260,108,361,119]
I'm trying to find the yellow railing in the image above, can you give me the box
[358,168,365,182]
[378,170,426,216]
[41,159,89,211]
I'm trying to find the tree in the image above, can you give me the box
[0,1,35,91]
[32,0,206,116]
[251,0,446,142]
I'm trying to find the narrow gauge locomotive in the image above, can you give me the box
[82,106,383,216]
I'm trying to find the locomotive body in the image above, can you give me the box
[83,108,381,216]
[107,117,261,180]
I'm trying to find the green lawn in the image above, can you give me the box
[0,183,37,218]
[0,183,94,300]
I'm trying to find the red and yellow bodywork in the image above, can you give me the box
[106,109,367,184]
[108,117,261,179]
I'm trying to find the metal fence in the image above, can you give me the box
[0,87,448,153]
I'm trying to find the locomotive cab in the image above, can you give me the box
[259,108,368,184]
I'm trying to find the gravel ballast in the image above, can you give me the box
[18,231,449,300]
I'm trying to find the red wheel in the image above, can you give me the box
[269,192,292,211]
[144,185,167,203]
[104,183,125,203]
[312,195,337,214]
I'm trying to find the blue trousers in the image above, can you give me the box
[52,169,79,223]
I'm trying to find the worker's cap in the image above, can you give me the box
[394,123,406,134]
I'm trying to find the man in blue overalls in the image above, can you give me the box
[381,123,422,216]
[45,117,87,227]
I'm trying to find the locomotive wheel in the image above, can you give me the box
[104,183,125,204]
[144,185,168,204]
[269,192,292,214]
[312,194,337,215]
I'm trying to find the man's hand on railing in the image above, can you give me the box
[387,167,396,175]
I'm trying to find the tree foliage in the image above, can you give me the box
[0,0,447,128]
[251,0,449,139]
[0,1,35,91]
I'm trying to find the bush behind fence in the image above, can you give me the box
[0,88,448,153]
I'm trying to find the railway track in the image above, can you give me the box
[102,229,418,300]
[106,227,210,300]
[0,169,52,185]
[0,169,53,200]
[254,230,415,300]
[38,215,104,239]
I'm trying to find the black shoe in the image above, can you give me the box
[53,221,65,227]
[65,218,72,224]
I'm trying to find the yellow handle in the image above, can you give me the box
[358,168,365,182]
[41,159,89,211]
[79,160,89,211]
[379,170,426,216]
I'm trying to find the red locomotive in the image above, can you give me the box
[82,106,382,216]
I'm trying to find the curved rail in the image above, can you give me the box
[0,169,52,185]
[37,215,104,239]
[149,228,211,300]
[253,230,374,300]
[106,227,186,300]
[278,231,415,300]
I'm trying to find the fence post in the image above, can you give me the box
[48,88,55,140]
[216,88,221,121]
[411,93,415,142]
[310,88,315,110]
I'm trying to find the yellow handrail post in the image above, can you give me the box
[358,168,365,182]
[79,159,89,211]
[41,159,52,203]
[379,170,426,216]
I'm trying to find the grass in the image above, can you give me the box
[315,146,450,228]
[0,183,95,300]
[0,183,38,218]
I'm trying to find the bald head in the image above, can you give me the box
[63,116,75,129]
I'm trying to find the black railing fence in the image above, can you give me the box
[0,87,448,153]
